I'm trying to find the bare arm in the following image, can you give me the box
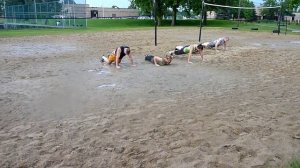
[215,40,220,51]
[188,45,193,63]
[199,50,204,61]
[153,56,162,66]
[127,52,135,66]
[115,47,121,68]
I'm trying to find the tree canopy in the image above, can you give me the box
[131,0,300,26]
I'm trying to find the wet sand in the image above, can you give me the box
[0,28,300,167]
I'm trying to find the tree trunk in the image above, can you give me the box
[171,6,177,26]
[157,16,162,26]
[204,9,207,25]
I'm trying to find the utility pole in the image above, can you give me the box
[153,0,157,46]
[237,0,241,27]
[199,0,204,42]
[278,0,283,35]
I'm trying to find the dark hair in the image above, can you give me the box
[197,44,204,50]
[126,48,131,55]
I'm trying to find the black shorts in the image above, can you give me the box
[145,54,154,63]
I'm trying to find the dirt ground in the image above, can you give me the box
[0,27,300,168]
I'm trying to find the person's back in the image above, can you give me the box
[214,37,227,46]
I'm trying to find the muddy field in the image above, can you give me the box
[0,28,300,167]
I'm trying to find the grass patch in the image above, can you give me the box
[88,19,154,28]
[287,159,300,168]
[0,19,299,37]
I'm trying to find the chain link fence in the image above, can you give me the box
[4,0,87,28]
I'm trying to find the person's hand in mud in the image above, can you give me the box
[127,51,136,67]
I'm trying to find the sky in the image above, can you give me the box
[86,0,130,8]
[252,0,264,6]
[85,0,264,8]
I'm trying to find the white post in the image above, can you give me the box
[102,7,104,17]
[3,0,6,28]
[85,0,87,27]
[68,0,70,27]
[73,1,75,27]
[62,0,64,28]
[34,0,37,24]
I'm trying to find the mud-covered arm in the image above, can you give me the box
[115,47,121,68]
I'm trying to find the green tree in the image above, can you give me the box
[0,0,3,16]
[240,0,256,21]
[133,0,165,26]
[128,0,136,9]
[188,0,239,25]
[261,0,279,20]
[155,0,166,26]
[164,0,186,26]
[284,0,300,11]
[132,0,152,17]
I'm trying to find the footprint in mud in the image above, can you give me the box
[183,156,196,163]
[193,161,205,168]
[217,144,257,162]
[258,127,273,138]
[207,161,233,168]
[217,144,243,155]
[239,149,257,162]
[197,141,212,154]
[221,126,253,139]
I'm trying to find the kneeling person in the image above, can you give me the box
[101,46,135,69]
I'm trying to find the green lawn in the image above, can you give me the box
[287,159,300,168]
[0,19,299,37]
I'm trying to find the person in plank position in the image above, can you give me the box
[169,44,204,63]
[202,37,229,51]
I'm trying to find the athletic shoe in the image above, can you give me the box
[101,56,109,63]
[100,56,105,63]
[168,51,174,56]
